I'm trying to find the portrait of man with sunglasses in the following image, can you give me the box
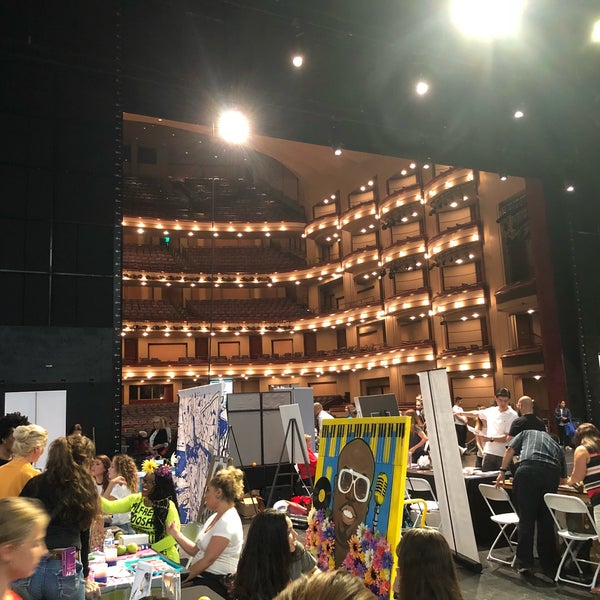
[332,438,375,566]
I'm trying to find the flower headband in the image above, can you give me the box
[142,458,157,474]
[142,458,172,480]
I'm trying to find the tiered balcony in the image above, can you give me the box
[431,283,487,319]
[428,222,481,265]
[304,214,340,242]
[494,279,537,314]
[340,201,378,234]
[423,168,477,213]
[437,346,494,373]
[381,237,427,266]
[385,288,431,318]
[379,185,422,224]
[342,247,380,274]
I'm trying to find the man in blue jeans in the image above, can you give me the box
[495,429,567,577]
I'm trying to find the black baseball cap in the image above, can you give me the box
[495,387,511,398]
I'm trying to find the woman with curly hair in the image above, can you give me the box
[101,460,180,563]
[168,465,244,596]
[13,435,100,600]
[393,528,463,600]
[103,454,139,532]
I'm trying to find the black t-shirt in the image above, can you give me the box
[0,457,10,467]
[509,414,546,437]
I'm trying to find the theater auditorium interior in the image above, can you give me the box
[2,3,600,597]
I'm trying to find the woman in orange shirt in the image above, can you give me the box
[0,425,47,498]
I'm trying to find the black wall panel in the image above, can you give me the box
[1,1,122,453]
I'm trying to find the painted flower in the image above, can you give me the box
[306,506,393,600]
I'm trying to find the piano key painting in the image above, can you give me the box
[307,417,410,599]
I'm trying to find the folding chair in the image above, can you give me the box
[478,483,519,566]
[406,477,441,529]
[544,492,600,589]
[177,521,201,564]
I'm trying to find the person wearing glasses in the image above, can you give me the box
[331,438,375,567]
[101,460,180,563]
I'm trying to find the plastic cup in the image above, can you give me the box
[92,562,108,584]
[104,546,118,566]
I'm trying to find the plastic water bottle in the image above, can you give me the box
[103,529,117,566]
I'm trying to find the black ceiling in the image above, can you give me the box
[3,1,600,186]
[118,0,600,184]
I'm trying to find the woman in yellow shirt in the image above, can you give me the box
[101,461,180,563]
[0,425,47,498]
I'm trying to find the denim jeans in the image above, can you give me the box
[12,557,84,600]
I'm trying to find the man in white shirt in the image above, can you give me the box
[313,402,333,450]
[452,397,468,448]
[476,388,518,472]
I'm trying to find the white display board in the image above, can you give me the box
[417,369,480,568]
[279,403,306,464]
[4,390,67,470]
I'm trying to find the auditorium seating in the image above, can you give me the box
[182,177,306,222]
[123,245,185,272]
[182,246,305,274]
[123,176,193,219]
[186,298,313,322]
[123,299,187,321]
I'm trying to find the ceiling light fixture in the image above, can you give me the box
[415,80,430,95]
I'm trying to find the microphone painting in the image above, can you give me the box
[307,417,410,600]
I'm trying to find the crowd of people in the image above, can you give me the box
[0,390,591,600]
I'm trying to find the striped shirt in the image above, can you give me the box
[508,429,567,477]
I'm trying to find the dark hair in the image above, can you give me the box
[43,436,99,529]
[274,570,376,600]
[0,412,30,443]
[148,468,178,542]
[395,528,463,600]
[573,423,600,454]
[68,423,83,435]
[94,455,111,491]
[495,387,511,399]
[233,509,291,600]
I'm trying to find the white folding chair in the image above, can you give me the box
[177,521,201,563]
[406,477,441,529]
[544,493,600,589]
[478,483,519,566]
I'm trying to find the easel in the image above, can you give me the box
[267,417,314,507]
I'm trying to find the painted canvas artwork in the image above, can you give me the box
[174,383,227,523]
[306,417,410,599]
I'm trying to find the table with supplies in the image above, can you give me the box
[95,549,182,600]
